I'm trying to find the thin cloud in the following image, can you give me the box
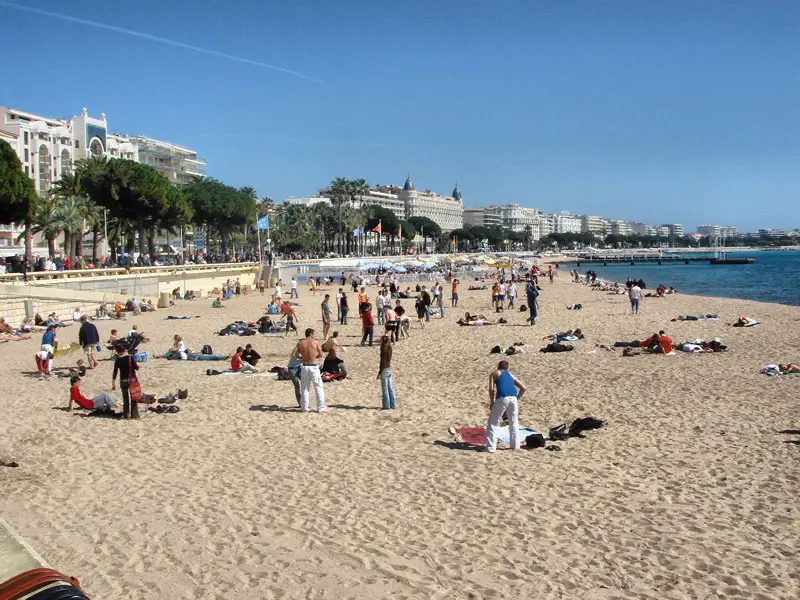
[0,1,323,84]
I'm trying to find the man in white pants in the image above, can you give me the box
[485,360,527,453]
[292,328,326,413]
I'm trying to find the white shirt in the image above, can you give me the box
[508,283,517,297]
[630,286,641,301]
[73,312,81,321]
[291,280,298,290]
[376,294,385,308]
[275,285,282,297]
[0,264,6,274]
[336,293,343,306]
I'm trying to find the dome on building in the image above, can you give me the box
[452,183,462,201]
[403,174,415,191]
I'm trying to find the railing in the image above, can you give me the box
[0,262,259,284]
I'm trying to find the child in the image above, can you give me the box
[68,375,120,413]
[107,329,121,349]
[70,359,87,377]
[35,344,54,378]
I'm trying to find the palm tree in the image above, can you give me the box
[27,194,62,257]
[347,179,369,256]
[328,177,349,255]
[51,173,89,262]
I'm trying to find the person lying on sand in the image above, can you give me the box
[543,329,583,342]
[457,312,502,326]
[68,375,120,413]
[778,363,800,374]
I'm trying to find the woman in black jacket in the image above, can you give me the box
[112,346,140,419]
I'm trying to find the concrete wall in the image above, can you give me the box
[0,263,260,326]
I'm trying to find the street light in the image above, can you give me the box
[103,209,108,260]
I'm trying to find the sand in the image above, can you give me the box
[1,273,798,599]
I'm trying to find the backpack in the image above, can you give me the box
[540,343,573,353]
[201,344,213,355]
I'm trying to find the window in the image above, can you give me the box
[23,131,28,144]
[24,166,29,175]
[75,140,80,148]
[24,149,28,162]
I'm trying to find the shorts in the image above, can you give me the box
[83,345,95,356]
[451,293,458,300]
[385,321,397,331]
[498,295,505,302]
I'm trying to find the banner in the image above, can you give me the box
[254,215,269,230]
[371,223,382,234]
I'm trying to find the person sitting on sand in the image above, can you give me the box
[212,297,225,308]
[161,334,189,360]
[242,343,261,366]
[68,375,121,413]
[0,317,13,335]
[322,331,346,376]
[231,346,259,373]
[72,307,82,321]
[107,329,122,350]
[257,315,275,334]
[34,313,46,327]
[642,331,673,354]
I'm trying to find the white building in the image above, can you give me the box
[554,212,582,234]
[629,222,648,236]
[0,106,205,194]
[397,177,463,232]
[284,196,331,208]
[488,203,539,234]
[136,136,205,185]
[757,228,799,238]
[538,214,555,238]
[609,220,630,236]
[662,223,685,237]
[697,225,737,238]
[580,215,604,236]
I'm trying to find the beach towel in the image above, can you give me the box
[450,426,541,446]
[733,318,759,327]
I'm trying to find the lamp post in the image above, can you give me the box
[103,209,108,260]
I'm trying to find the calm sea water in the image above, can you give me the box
[559,250,800,306]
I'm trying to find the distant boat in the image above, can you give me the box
[710,257,755,265]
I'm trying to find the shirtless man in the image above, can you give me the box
[291,328,326,413]
[457,312,501,326]
[322,331,346,375]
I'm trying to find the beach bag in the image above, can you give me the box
[128,357,142,403]
[525,433,546,448]
[569,417,607,436]
[321,372,343,382]
[201,344,213,355]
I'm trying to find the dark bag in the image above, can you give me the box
[569,417,607,436]
[240,328,256,336]
[201,344,213,355]
[490,345,503,354]
[540,343,574,353]
[525,433,546,448]
[276,367,292,380]
[519,305,527,312]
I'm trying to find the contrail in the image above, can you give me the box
[0,1,323,84]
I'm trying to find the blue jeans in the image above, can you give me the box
[381,368,396,409]
[377,308,385,325]
[438,299,445,318]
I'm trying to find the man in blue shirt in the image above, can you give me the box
[485,360,527,453]
[526,278,539,325]
[41,325,58,350]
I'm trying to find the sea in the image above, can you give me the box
[558,250,800,307]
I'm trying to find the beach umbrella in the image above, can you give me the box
[389,265,407,273]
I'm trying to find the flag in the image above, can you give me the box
[371,222,381,234]
[352,227,364,237]
[254,215,269,230]
[450,238,456,246]
[396,228,401,239]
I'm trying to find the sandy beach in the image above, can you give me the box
[1,274,798,599]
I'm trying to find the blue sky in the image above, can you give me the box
[1,0,798,231]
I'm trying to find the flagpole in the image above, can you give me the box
[378,219,382,257]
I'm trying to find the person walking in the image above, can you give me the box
[361,302,375,347]
[629,282,642,314]
[507,281,517,309]
[283,304,299,336]
[111,345,140,419]
[339,292,349,325]
[421,286,432,322]
[77,315,100,369]
[375,289,386,326]
[293,328,325,413]
[336,288,344,323]
[378,335,397,409]
[321,294,332,339]
[437,284,446,318]
[451,278,459,308]
[290,277,299,299]
[485,360,527,453]
[526,278,539,325]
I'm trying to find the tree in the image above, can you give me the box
[408,216,440,252]
[28,194,61,257]
[364,204,400,254]
[0,140,38,260]
[183,178,254,256]
[51,172,91,262]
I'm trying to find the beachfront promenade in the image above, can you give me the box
[1,267,797,599]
